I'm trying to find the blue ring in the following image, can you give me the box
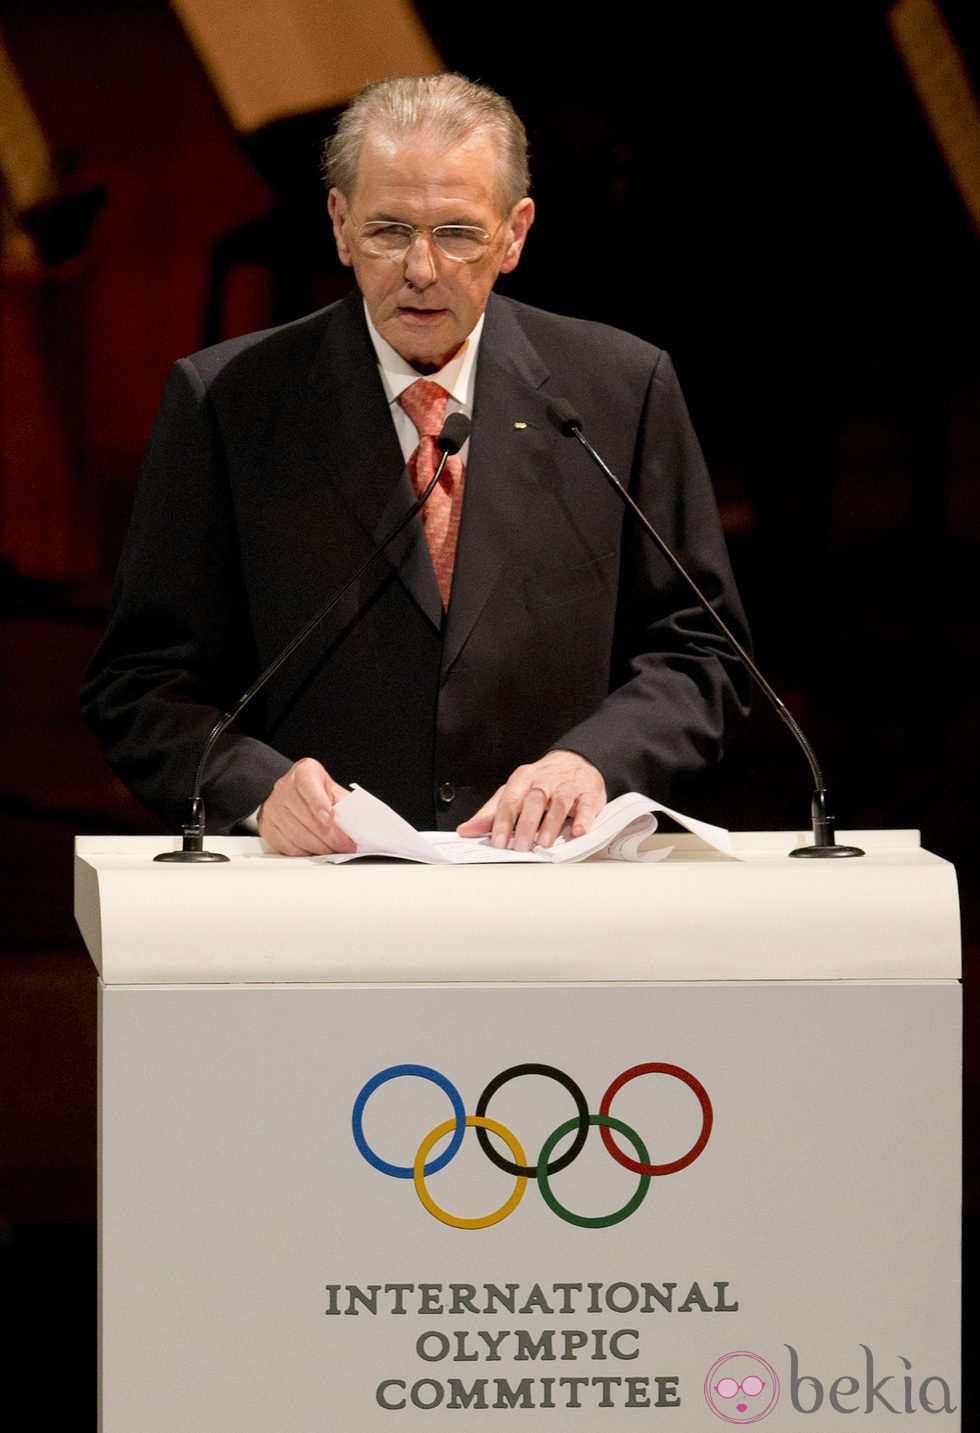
[352,1065,466,1178]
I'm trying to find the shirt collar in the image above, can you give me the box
[364,301,485,409]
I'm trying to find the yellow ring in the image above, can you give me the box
[413,1116,527,1229]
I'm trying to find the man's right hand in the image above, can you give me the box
[257,758,356,856]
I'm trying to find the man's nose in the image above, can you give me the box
[402,232,438,287]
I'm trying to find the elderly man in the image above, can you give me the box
[83,74,748,856]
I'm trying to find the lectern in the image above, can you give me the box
[75,829,961,1429]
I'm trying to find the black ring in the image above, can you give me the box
[475,1063,590,1178]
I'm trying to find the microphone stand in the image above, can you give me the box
[155,419,469,862]
[547,400,863,859]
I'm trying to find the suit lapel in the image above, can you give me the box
[300,294,443,628]
[441,295,552,677]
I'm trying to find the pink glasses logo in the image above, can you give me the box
[704,1352,780,1423]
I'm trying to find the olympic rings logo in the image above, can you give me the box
[352,1062,713,1229]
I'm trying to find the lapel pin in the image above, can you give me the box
[513,421,528,430]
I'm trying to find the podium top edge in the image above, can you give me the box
[73,831,961,986]
[74,829,928,858]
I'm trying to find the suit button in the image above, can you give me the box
[438,782,456,806]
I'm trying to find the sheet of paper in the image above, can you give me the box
[327,785,452,863]
[644,799,733,856]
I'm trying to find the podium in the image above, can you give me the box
[75,829,961,1429]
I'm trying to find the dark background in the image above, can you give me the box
[1,1,974,1426]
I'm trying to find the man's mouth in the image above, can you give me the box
[398,307,447,321]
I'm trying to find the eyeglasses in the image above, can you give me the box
[349,218,501,263]
[715,1377,766,1399]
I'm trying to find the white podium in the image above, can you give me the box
[75,830,961,1430]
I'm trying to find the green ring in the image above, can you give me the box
[536,1114,651,1228]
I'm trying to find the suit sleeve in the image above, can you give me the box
[547,350,751,801]
[81,359,293,832]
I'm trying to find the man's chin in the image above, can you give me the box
[387,312,462,373]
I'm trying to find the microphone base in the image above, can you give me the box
[154,848,229,863]
[152,797,229,862]
[789,843,865,859]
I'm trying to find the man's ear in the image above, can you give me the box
[499,198,535,275]
[328,189,354,268]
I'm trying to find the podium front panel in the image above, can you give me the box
[99,979,960,1429]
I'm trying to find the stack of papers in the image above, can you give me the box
[314,786,734,864]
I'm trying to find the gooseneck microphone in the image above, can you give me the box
[155,411,471,863]
[545,397,863,859]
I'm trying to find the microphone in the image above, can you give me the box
[433,409,470,455]
[155,411,471,862]
[545,398,863,859]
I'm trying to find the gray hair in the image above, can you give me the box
[322,73,530,213]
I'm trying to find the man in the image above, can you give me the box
[83,74,749,856]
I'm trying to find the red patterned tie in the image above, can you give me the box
[397,379,465,609]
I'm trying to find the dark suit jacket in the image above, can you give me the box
[82,291,749,832]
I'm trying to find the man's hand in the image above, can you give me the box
[455,750,607,853]
[257,758,356,856]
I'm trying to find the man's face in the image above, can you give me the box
[328,126,534,372]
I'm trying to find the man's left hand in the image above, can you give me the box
[455,750,606,852]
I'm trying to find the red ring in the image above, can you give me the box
[599,1062,712,1175]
